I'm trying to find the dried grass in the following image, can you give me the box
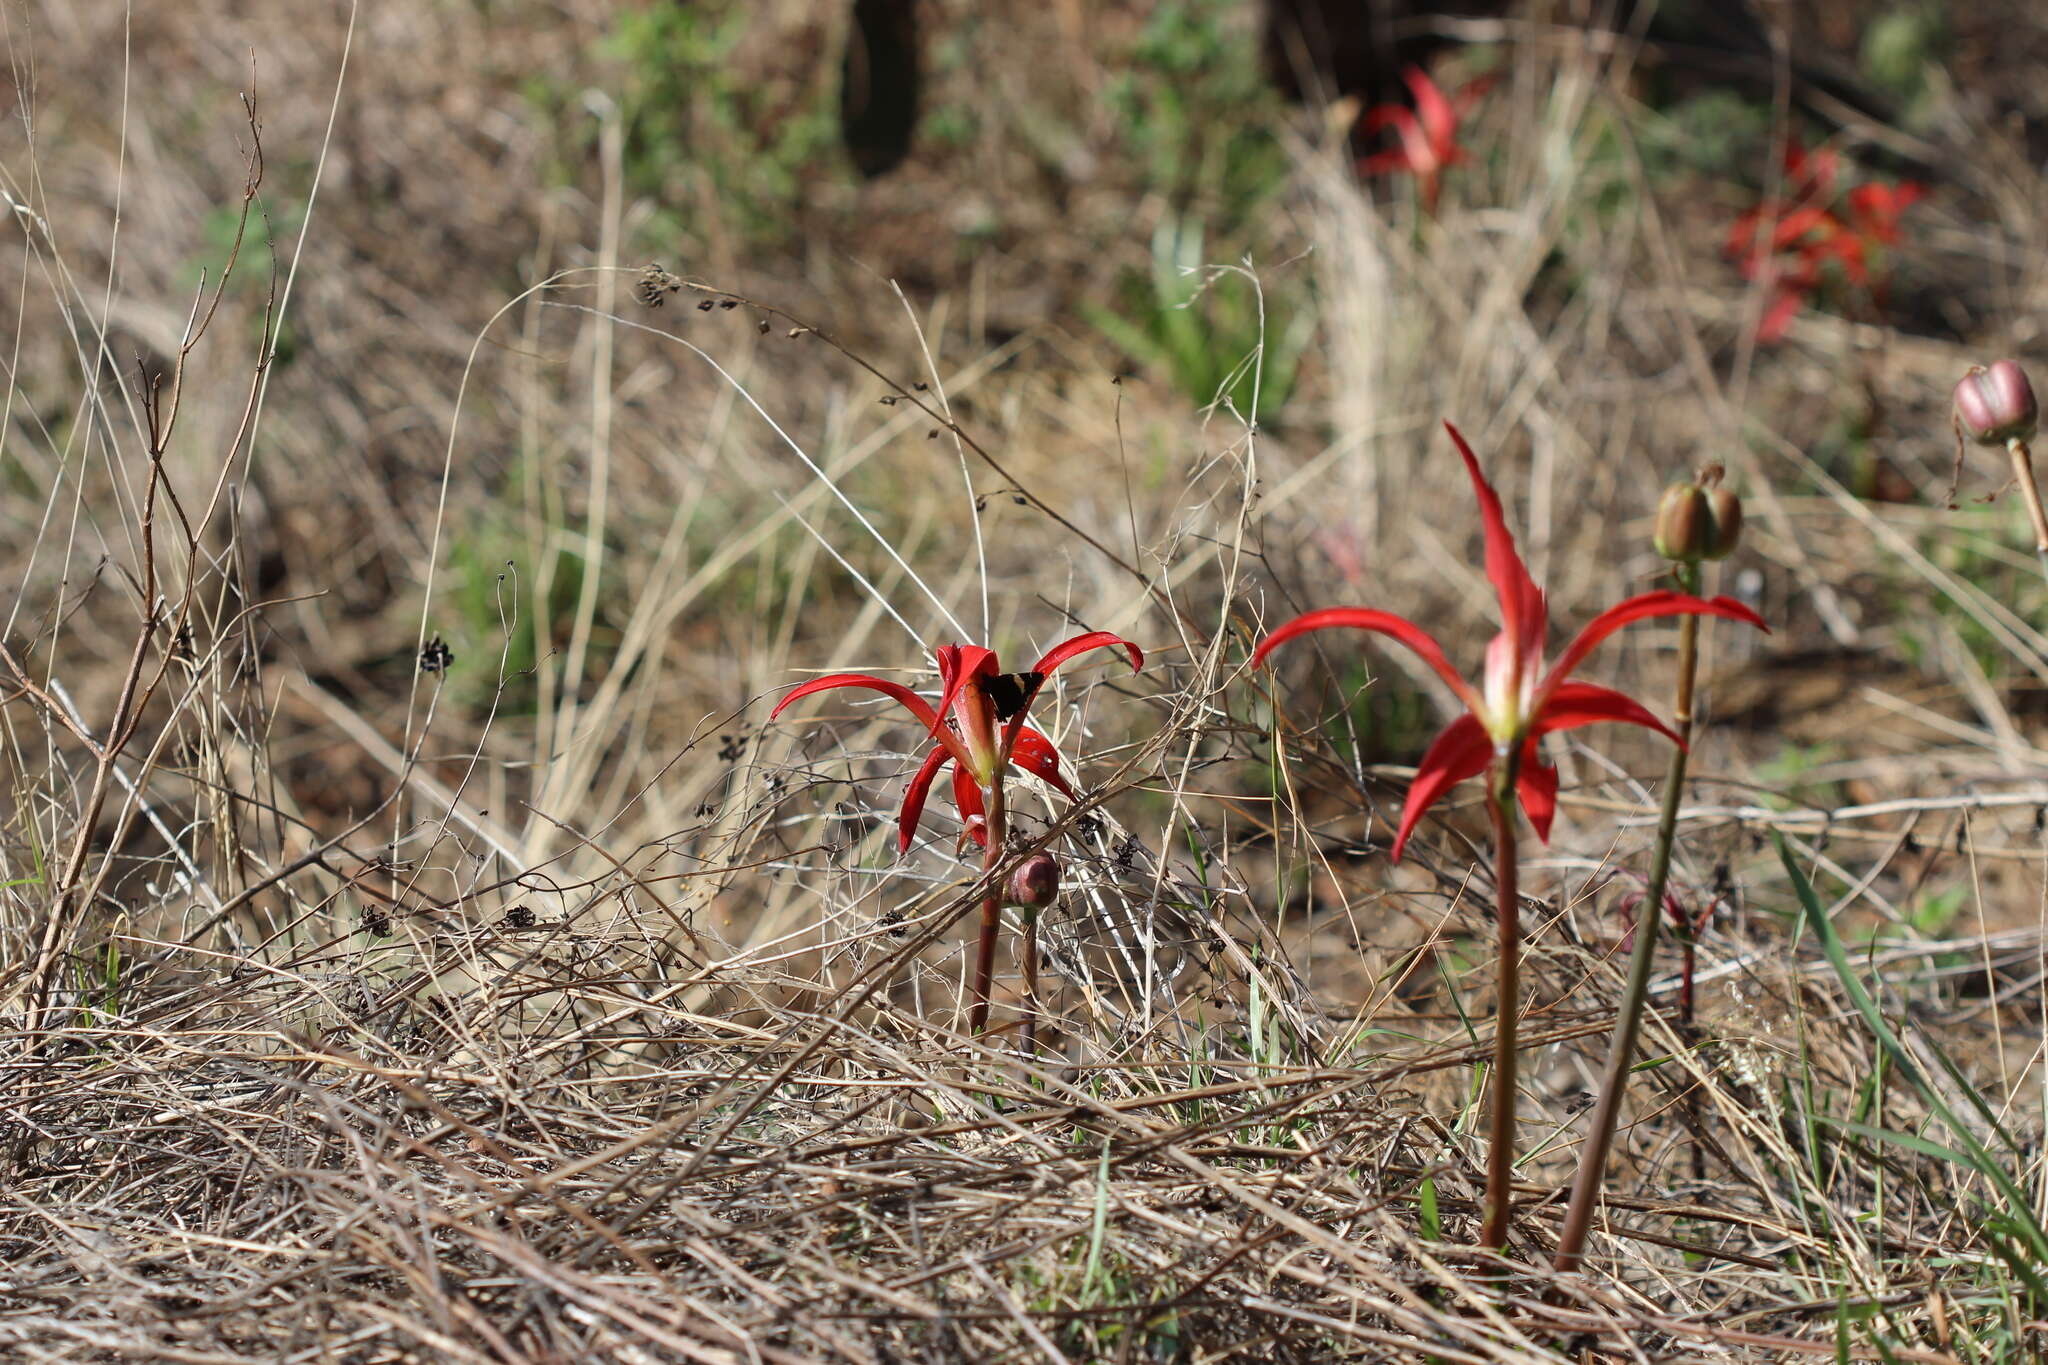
[3,1,2047,1360]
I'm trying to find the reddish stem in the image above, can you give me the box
[967,780,1006,1034]
[1021,909,1041,1056]
[1481,755,1522,1250]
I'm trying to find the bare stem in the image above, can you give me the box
[1481,748,1522,1251]
[2005,439,2048,587]
[967,781,1006,1034]
[1553,560,1703,1274]
[1021,908,1041,1057]
[2009,438,2048,552]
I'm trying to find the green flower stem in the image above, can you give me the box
[968,781,1006,1035]
[1552,560,1703,1275]
[1481,745,1524,1251]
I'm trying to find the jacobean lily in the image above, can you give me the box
[1254,424,1763,863]
[1358,66,1485,214]
[1254,422,1765,1247]
[773,630,1142,1032]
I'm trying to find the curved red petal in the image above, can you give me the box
[772,671,973,768]
[1404,66,1457,154]
[1443,422,1546,664]
[1390,714,1493,863]
[1361,103,1418,137]
[1756,288,1806,343]
[1252,607,1482,713]
[1542,592,1767,696]
[1007,725,1076,799]
[1397,120,1437,174]
[1530,680,1682,748]
[897,745,952,852]
[953,764,989,848]
[931,643,1000,745]
[1725,207,1767,260]
[1769,205,1835,249]
[1849,181,1923,237]
[1517,749,1558,844]
[773,672,941,731]
[1030,631,1144,683]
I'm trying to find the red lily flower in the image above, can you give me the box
[1724,139,1924,344]
[772,631,1143,852]
[1254,423,1766,860]
[1358,66,1484,213]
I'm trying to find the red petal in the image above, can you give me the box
[1453,74,1496,114]
[1363,103,1434,174]
[997,631,1145,753]
[1755,287,1806,343]
[1360,149,1414,176]
[1848,181,1923,238]
[774,672,939,731]
[1783,139,1837,197]
[1831,237,1870,286]
[1396,119,1437,175]
[1361,103,1418,138]
[1541,591,1767,696]
[953,764,989,848]
[773,670,974,768]
[1531,680,1681,748]
[1517,749,1558,843]
[897,745,952,851]
[1725,207,1767,261]
[1007,725,1076,799]
[1444,422,1546,663]
[1029,630,1144,685]
[1391,714,1493,863]
[1768,205,1835,250]
[931,643,999,742]
[1024,634,1155,712]
[1404,66,1458,157]
[1253,607,1483,714]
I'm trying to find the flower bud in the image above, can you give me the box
[1955,360,2038,447]
[1652,477,1742,562]
[1004,853,1060,909]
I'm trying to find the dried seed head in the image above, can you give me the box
[1955,360,2038,446]
[1004,853,1060,910]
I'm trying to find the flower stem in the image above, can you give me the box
[2006,438,2048,586]
[1553,560,1703,1275]
[968,781,1006,1034]
[1481,748,1522,1251]
[1020,907,1041,1057]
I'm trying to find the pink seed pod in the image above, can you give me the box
[1955,359,2038,447]
[1004,853,1060,910]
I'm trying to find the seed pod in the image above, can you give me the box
[1004,853,1060,909]
[1654,476,1743,562]
[1652,483,1711,562]
[1955,360,2038,447]
[1702,485,1743,560]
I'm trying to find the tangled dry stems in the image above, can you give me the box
[5,2,2048,1360]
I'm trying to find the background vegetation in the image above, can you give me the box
[5,0,2048,1359]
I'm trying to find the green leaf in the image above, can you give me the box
[1774,832,2048,1300]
